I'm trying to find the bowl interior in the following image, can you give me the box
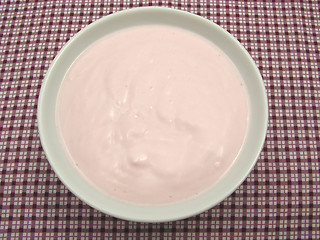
[38,7,268,222]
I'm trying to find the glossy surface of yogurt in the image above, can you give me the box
[56,25,249,204]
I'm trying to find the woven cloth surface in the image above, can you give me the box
[1,0,320,239]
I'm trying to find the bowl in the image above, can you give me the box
[37,7,268,222]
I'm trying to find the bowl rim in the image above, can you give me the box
[37,6,268,222]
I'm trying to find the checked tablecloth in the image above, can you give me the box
[1,0,320,239]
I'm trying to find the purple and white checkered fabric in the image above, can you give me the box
[1,1,319,239]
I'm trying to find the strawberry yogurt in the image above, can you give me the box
[56,25,249,204]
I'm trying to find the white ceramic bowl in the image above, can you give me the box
[38,7,268,222]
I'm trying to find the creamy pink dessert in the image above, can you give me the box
[56,25,249,204]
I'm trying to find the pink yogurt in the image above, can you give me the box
[56,25,249,204]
